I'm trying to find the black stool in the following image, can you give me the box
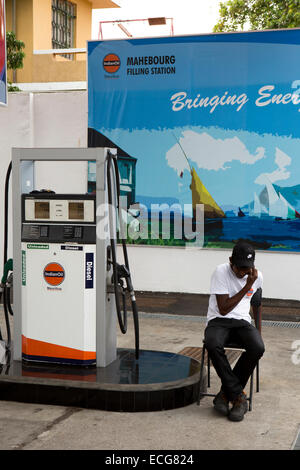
[197,288,262,411]
[197,340,256,410]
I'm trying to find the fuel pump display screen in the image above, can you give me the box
[69,202,84,220]
[35,201,50,219]
[23,195,95,223]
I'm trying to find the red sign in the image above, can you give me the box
[103,53,120,74]
[43,263,65,286]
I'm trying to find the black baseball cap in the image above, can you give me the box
[231,241,255,268]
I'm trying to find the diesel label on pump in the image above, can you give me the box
[61,245,83,251]
[85,253,94,289]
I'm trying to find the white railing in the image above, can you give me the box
[33,48,86,55]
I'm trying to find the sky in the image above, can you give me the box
[92,0,222,39]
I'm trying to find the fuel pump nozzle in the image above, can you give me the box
[116,264,135,298]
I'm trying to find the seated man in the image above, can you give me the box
[204,241,265,422]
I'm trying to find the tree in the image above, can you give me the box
[6,31,25,91]
[213,0,300,32]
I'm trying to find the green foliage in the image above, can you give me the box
[7,82,21,91]
[6,31,25,92]
[6,31,25,71]
[214,0,300,32]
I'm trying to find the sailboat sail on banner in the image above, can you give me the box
[190,168,225,219]
[249,192,261,218]
[174,134,225,220]
[265,179,300,220]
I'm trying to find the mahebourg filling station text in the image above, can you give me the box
[127,55,176,76]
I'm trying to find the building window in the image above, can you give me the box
[52,0,76,59]
[119,162,132,184]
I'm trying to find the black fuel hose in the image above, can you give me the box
[0,161,13,348]
[110,154,140,360]
[3,286,11,349]
[6,284,13,316]
[111,155,140,360]
[3,162,11,268]
[106,151,140,360]
[107,155,127,334]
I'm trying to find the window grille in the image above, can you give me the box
[52,0,76,59]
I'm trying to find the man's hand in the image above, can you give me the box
[216,267,259,316]
[246,268,258,288]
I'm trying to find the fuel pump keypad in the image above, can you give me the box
[22,223,95,244]
[63,226,74,239]
[74,226,83,238]
[40,226,49,237]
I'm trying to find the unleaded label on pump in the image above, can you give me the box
[22,250,26,286]
[27,244,49,249]
[85,253,94,289]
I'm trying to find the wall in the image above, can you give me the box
[0,91,299,301]
[31,0,91,82]
[33,0,52,51]
[6,0,91,84]
[76,0,92,50]
[126,245,300,302]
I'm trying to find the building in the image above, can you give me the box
[5,0,119,87]
[88,128,137,206]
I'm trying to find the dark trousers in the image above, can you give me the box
[204,317,265,401]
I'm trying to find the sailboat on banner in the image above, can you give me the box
[249,192,269,218]
[249,192,262,218]
[173,134,226,220]
[190,168,226,219]
[238,207,246,217]
[265,179,300,220]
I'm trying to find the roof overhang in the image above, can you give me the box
[88,0,120,8]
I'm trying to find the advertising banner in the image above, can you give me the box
[88,30,300,251]
[0,0,6,106]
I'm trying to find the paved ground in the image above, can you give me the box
[0,311,300,450]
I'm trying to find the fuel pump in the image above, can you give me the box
[1,147,139,368]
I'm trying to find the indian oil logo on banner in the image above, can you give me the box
[43,263,65,286]
[103,53,121,74]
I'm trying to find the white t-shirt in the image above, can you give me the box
[207,263,263,323]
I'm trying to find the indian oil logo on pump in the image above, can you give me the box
[43,262,65,286]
